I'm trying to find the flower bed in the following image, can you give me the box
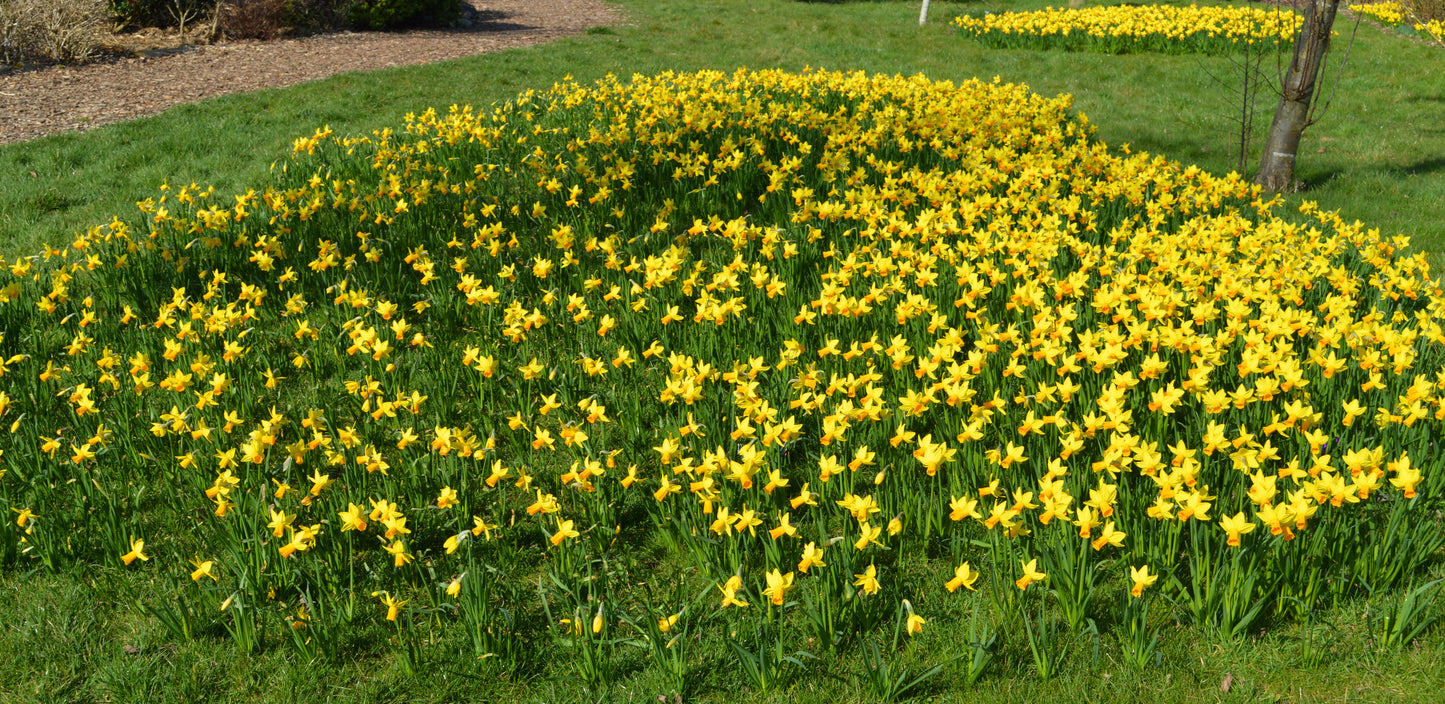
[2,68,1441,684]
[953,4,1302,54]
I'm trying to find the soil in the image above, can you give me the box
[0,0,620,145]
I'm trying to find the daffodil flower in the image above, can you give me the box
[946,562,980,592]
[718,575,749,608]
[1016,558,1046,591]
[376,592,408,621]
[550,518,580,546]
[1219,511,1256,546]
[1129,565,1158,598]
[190,557,217,582]
[797,541,827,573]
[761,569,796,606]
[854,564,881,596]
[121,536,148,566]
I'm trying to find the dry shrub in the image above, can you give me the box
[219,0,285,39]
[217,0,352,39]
[0,3,23,64]
[1404,0,1445,21]
[0,0,108,65]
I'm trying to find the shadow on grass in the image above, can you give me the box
[1401,156,1445,177]
[1299,167,1345,192]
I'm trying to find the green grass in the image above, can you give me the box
[3,567,1442,704]
[3,1,1445,702]
[1,0,1442,261]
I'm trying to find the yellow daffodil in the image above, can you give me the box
[339,503,368,532]
[1219,511,1256,547]
[121,536,148,566]
[1129,565,1158,598]
[798,541,827,573]
[946,562,980,592]
[383,539,412,567]
[718,575,749,608]
[762,569,796,606]
[1016,558,1046,591]
[376,592,407,621]
[190,557,217,582]
[854,564,881,596]
[550,518,580,546]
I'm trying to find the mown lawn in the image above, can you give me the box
[1,3,1444,703]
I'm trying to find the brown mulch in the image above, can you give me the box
[0,0,620,146]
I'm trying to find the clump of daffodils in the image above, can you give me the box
[954,4,1303,54]
[1345,2,1443,46]
[1350,2,1408,26]
[1,68,1441,676]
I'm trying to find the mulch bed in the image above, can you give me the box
[0,0,619,145]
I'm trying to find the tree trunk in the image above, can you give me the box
[1255,0,1341,193]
